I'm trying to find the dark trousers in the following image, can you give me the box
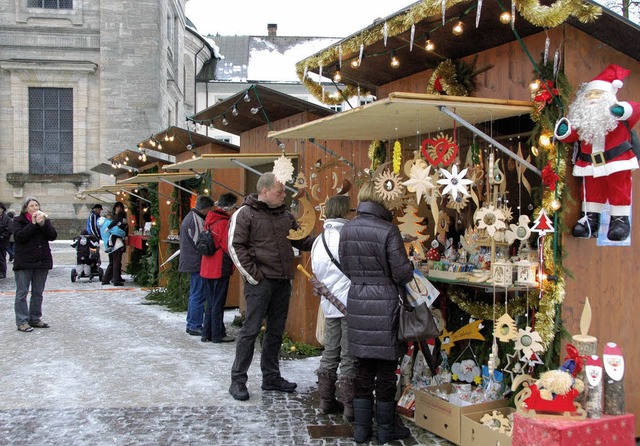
[354,357,398,403]
[102,248,124,285]
[231,278,292,384]
[0,246,6,277]
[202,276,230,341]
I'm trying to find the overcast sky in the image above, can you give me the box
[185,0,415,37]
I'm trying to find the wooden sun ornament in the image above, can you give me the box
[374,169,405,202]
[273,154,295,184]
[494,313,518,342]
[475,205,507,238]
[514,326,544,358]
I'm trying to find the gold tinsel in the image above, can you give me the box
[296,0,601,104]
[427,60,468,96]
[448,286,539,321]
[393,141,402,174]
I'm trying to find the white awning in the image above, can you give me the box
[162,152,299,171]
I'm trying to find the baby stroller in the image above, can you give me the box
[70,230,104,282]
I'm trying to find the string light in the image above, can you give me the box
[350,58,360,68]
[529,79,541,92]
[425,38,435,52]
[499,11,512,24]
[333,65,342,83]
[250,106,262,115]
[231,105,239,116]
[390,50,400,68]
[243,92,251,102]
[452,20,464,36]
[222,115,229,126]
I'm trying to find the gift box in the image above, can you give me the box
[460,407,515,446]
[414,384,508,445]
[511,411,635,446]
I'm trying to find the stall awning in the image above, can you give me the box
[163,152,299,172]
[90,163,131,177]
[135,126,238,156]
[117,172,197,185]
[268,93,534,141]
[81,184,140,195]
[108,149,174,170]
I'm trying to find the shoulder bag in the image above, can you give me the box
[397,288,439,342]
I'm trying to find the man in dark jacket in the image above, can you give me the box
[227,172,315,401]
[179,195,215,336]
[85,203,103,240]
[338,181,414,444]
[0,203,11,279]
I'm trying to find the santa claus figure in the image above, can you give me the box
[555,64,640,241]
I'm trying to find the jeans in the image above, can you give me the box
[15,268,49,326]
[186,272,207,331]
[231,278,291,384]
[354,357,398,403]
[318,316,356,379]
[202,276,230,341]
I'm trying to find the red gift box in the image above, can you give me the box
[512,411,635,446]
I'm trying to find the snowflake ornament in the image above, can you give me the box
[452,359,481,383]
[505,214,532,245]
[374,170,405,201]
[273,154,295,184]
[402,164,436,204]
[475,205,507,237]
[437,164,473,201]
[514,326,544,358]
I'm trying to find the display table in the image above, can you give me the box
[512,412,635,446]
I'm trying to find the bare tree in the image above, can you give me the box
[599,0,640,23]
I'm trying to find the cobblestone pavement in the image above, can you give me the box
[0,242,453,446]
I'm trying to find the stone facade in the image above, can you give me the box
[0,0,213,235]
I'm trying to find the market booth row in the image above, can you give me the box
[263,0,639,442]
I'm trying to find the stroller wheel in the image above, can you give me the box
[71,269,77,283]
[98,267,104,282]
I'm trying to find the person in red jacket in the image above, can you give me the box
[200,193,238,343]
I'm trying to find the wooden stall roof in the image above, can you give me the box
[135,126,238,156]
[268,93,534,141]
[189,84,335,135]
[90,162,131,177]
[108,149,174,170]
[163,152,299,171]
[117,172,197,185]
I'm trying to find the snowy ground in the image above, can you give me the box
[0,241,452,445]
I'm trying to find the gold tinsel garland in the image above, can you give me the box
[296,0,601,104]
[426,60,468,96]
[448,286,539,320]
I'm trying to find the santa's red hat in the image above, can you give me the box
[584,64,631,94]
[603,342,623,357]
[586,355,602,367]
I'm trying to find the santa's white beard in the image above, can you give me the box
[567,90,618,145]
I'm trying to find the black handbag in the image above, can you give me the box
[398,290,439,342]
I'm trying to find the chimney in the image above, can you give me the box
[267,23,277,36]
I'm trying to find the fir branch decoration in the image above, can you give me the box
[427,56,493,96]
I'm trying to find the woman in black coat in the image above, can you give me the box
[102,201,127,286]
[338,181,414,444]
[11,196,57,332]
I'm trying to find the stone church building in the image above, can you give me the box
[0,0,216,235]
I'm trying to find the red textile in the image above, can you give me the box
[128,235,144,250]
[512,411,635,446]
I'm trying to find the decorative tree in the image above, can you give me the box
[398,204,429,259]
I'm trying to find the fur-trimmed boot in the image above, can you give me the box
[607,215,630,241]
[572,212,600,238]
[352,398,373,443]
[318,371,343,414]
[339,376,355,422]
[375,400,411,443]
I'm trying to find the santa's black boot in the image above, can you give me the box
[607,215,630,241]
[571,212,600,238]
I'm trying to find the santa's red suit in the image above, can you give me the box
[555,64,640,240]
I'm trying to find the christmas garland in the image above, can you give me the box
[426,57,493,97]
[296,0,601,104]
[448,286,539,320]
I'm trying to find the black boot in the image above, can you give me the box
[317,371,343,415]
[607,215,630,241]
[572,212,600,238]
[375,400,411,443]
[352,398,373,443]
[338,376,355,422]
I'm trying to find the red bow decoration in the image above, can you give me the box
[534,80,560,105]
[541,163,560,191]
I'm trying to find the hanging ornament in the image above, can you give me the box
[338,45,343,68]
[358,43,364,66]
[383,22,388,47]
[421,133,459,167]
[494,313,518,342]
[318,64,323,81]
[410,23,415,51]
[531,209,555,235]
[272,154,295,184]
[553,49,560,77]
[446,193,470,213]
[303,65,308,80]
[520,351,544,369]
[374,170,405,202]
[503,351,526,382]
[505,215,532,245]
[402,164,435,205]
[442,0,446,26]
[287,197,316,240]
[514,326,544,359]
[475,205,507,238]
[544,34,550,65]
[516,143,532,196]
[476,0,483,28]
[511,0,516,28]
[294,172,308,189]
[438,165,473,201]
[439,320,485,355]
[436,211,450,240]
[393,141,402,173]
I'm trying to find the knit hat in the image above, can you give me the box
[584,64,630,94]
[93,203,103,210]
